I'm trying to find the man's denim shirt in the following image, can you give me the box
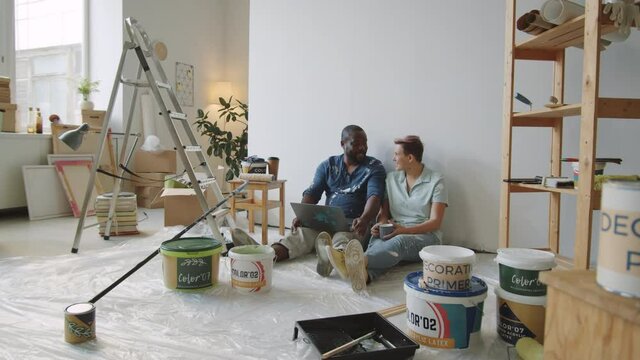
[303,154,386,219]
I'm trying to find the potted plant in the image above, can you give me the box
[77,77,100,110]
[194,96,248,180]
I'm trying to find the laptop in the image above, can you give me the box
[290,203,351,233]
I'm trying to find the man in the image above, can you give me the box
[232,125,386,280]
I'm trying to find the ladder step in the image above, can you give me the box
[121,78,150,87]
[183,145,202,152]
[198,177,217,187]
[156,81,171,89]
[168,112,187,121]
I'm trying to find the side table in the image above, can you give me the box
[228,179,286,244]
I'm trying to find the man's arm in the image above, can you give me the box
[292,161,327,229]
[352,195,381,236]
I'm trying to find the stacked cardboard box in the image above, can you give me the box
[133,149,177,209]
[0,77,17,133]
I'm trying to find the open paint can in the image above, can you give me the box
[404,271,487,349]
[160,237,223,291]
[495,287,546,345]
[64,302,96,344]
[228,245,275,293]
[496,248,555,296]
[597,181,640,297]
[419,245,476,291]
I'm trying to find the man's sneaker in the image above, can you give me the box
[231,228,259,247]
[345,239,367,292]
[326,246,348,280]
[315,232,333,277]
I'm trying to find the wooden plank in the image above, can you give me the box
[574,0,602,270]
[598,98,640,119]
[512,117,559,127]
[510,183,577,195]
[555,255,574,269]
[513,103,581,118]
[517,13,618,51]
[499,0,516,249]
[542,272,640,359]
[514,48,558,61]
[549,51,565,254]
[540,270,640,325]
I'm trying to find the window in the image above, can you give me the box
[14,0,84,133]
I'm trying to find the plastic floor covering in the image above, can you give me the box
[0,225,519,359]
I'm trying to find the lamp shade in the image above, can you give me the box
[208,81,233,104]
[59,123,90,150]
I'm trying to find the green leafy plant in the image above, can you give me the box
[77,78,100,100]
[194,96,248,180]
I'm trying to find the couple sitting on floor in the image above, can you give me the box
[231,125,448,292]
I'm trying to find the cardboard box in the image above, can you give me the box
[81,110,106,128]
[161,188,216,226]
[0,103,17,132]
[135,186,164,209]
[130,172,171,188]
[134,150,177,173]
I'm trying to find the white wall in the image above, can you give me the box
[248,0,640,256]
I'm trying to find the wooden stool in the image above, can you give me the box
[228,179,286,244]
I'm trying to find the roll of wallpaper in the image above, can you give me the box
[140,93,157,138]
[541,0,584,25]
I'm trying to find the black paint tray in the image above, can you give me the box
[293,312,419,359]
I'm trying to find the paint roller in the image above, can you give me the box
[84,180,249,304]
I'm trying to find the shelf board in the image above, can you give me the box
[516,14,618,53]
[512,98,640,123]
[513,104,581,119]
[508,183,601,210]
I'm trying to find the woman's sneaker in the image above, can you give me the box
[345,239,367,292]
[315,232,333,277]
[326,246,348,279]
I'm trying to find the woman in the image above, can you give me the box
[327,135,448,292]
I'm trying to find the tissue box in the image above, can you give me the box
[134,150,177,173]
[0,103,17,132]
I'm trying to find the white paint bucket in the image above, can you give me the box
[404,271,487,349]
[597,181,640,298]
[495,287,546,345]
[229,245,275,293]
[496,248,556,296]
[419,245,476,291]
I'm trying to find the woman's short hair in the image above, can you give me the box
[394,135,424,162]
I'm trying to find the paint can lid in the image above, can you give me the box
[404,271,487,298]
[419,245,476,264]
[160,237,222,253]
[495,248,556,271]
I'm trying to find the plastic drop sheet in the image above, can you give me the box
[0,226,516,359]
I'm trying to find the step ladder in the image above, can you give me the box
[70,17,234,253]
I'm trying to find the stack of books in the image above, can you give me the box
[95,192,139,236]
[0,77,10,103]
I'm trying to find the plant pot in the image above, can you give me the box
[79,99,94,110]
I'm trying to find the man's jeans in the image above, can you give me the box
[365,233,440,280]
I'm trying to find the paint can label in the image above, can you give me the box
[231,259,268,292]
[176,256,213,289]
[422,261,472,291]
[64,303,96,344]
[598,208,640,278]
[499,264,547,296]
[496,297,545,345]
[406,300,478,349]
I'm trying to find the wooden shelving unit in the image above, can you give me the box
[499,0,640,269]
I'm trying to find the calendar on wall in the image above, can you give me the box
[175,62,194,106]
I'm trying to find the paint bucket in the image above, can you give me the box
[404,271,487,349]
[495,287,546,345]
[228,245,275,293]
[597,181,640,298]
[419,245,476,291]
[64,302,96,344]
[160,237,223,291]
[496,248,556,296]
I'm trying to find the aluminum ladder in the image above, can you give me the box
[70,17,233,253]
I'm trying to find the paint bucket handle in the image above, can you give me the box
[471,300,485,317]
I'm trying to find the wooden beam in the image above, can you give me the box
[598,98,640,119]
